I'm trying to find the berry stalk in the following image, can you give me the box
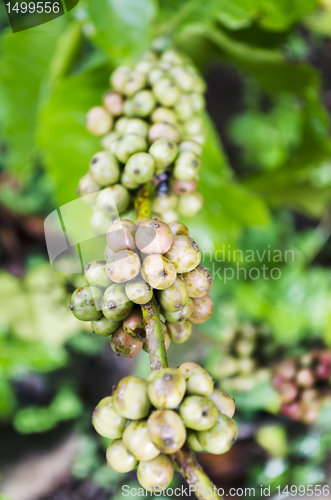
[135,182,154,221]
[141,296,168,370]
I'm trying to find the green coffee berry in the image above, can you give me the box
[106,218,137,252]
[89,152,120,187]
[184,265,212,298]
[162,49,185,65]
[86,106,112,136]
[136,218,173,254]
[169,66,196,92]
[111,327,143,357]
[114,134,148,163]
[174,94,194,121]
[84,260,112,288]
[190,295,214,324]
[96,185,130,214]
[189,92,205,112]
[104,245,115,261]
[70,285,103,321]
[235,338,255,357]
[135,59,154,74]
[157,277,189,312]
[151,107,177,124]
[179,395,218,431]
[103,91,124,116]
[187,429,204,452]
[163,298,193,323]
[171,179,197,196]
[113,376,151,419]
[106,250,141,283]
[179,139,203,156]
[148,122,181,144]
[141,254,176,290]
[101,131,119,152]
[168,221,189,237]
[165,235,201,273]
[173,151,201,181]
[92,396,127,438]
[122,307,146,341]
[147,409,186,453]
[124,118,149,137]
[102,284,133,321]
[182,366,214,397]
[167,320,193,343]
[125,152,155,184]
[153,77,180,107]
[184,116,204,137]
[177,191,204,217]
[90,210,111,235]
[178,361,201,376]
[148,368,186,409]
[149,139,178,172]
[137,454,174,491]
[132,90,156,117]
[123,420,160,461]
[77,174,100,204]
[125,277,153,304]
[122,70,146,96]
[209,389,236,419]
[91,316,121,337]
[110,66,131,92]
[148,67,165,86]
[152,193,178,214]
[106,439,138,473]
[197,413,238,455]
[115,117,130,134]
[121,172,140,190]
[160,210,178,224]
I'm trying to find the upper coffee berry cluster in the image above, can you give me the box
[272,349,331,424]
[92,363,237,491]
[70,218,214,357]
[77,47,206,231]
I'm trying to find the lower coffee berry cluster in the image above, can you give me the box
[272,349,331,424]
[69,218,214,356]
[77,47,206,231]
[92,364,238,491]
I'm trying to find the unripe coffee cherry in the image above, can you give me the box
[92,396,127,438]
[157,277,189,312]
[165,235,201,273]
[110,65,131,92]
[177,361,201,376]
[106,250,141,283]
[102,131,119,151]
[141,254,176,290]
[115,117,130,134]
[86,106,112,136]
[182,366,214,397]
[106,218,137,253]
[197,413,238,455]
[122,307,146,341]
[135,59,154,74]
[124,118,149,137]
[91,316,121,337]
[152,193,178,214]
[167,320,193,343]
[104,245,115,261]
[179,395,218,431]
[114,134,148,163]
[153,77,180,106]
[169,66,196,92]
[137,454,174,491]
[163,298,194,323]
[113,376,151,419]
[136,218,173,254]
[111,327,143,357]
[151,107,177,124]
[96,185,130,214]
[106,439,138,473]
[123,420,160,461]
[190,295,214,324]
[102,284,133,321]
[125,277,153,304]
[179,140,203,156]
[148,122,181,144]
[125,152,155,184]
[175,94,194,121]
[77,174,100,204]
[160,210,178,224]
[184,116,204,137]
[168,221,189,237]
[296,368,315,388]
[148,67,165,86]
[89,151,120,187]
[149,139,178,171]
[70,285,103,321]
[131,90,156,117]
[90,210,110,235]
[173,151,201,181]
[187,429,204,452]
[103,91,123,116]
[84,260,111,288]
[184,265,212,298]
[172,179,197,196]
[121,172,140,189]
[122,70,146,96]
[209,389,236,419]
[148,368,186,409]
[147,409,186,453]
[162,49,184,65]
[178,191,204,217]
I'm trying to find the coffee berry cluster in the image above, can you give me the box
[272,349,331,424]
[77,47,206,233]
[92,363,237,491]
[70,218,213,356]
[207,324,275,392]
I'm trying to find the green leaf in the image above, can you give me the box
[259,0,318,31]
